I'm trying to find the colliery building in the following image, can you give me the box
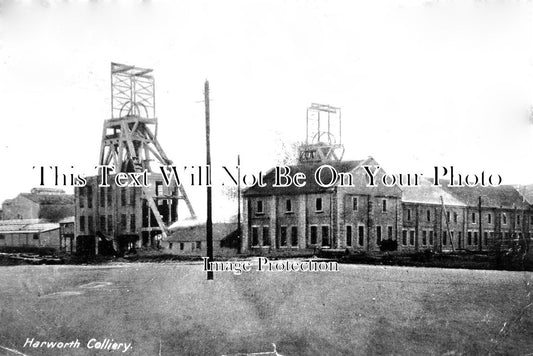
[0,219,61,250]
[1,188,74,221]
[75,173,180,254]
[241,104,533,255]
[74,63,196,256]
[242,159,533,254]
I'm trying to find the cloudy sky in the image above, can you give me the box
[1,0,533,220]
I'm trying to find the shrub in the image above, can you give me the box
[379,239,398,252]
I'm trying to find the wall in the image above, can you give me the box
[2,197,39,220]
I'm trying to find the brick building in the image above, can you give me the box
[74,173,179,254]
[242,161,533,254]
[1,188,74,221]
[242,157,403,253]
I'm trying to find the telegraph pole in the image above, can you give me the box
[205,80,213,280]
[237,154,241,252]
[478,196,483,252]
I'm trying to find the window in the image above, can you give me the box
[321,226,330,247]
[79,216,85,233]
[285,199,292,213]
[33,233,39,240]
[409,230,415,245]
[262,226,270,246]
[473,232,478,245]
[291,226,298,246]
[0,234,4,240]
[87,186,93,209]
[502,213,507,225]
[446,211,450,223]
[422,230,427,245]
[402,230,407,245]
[130,214,136,232]
[427,210,431,222]
[382,199,387,212]
[454,212,458,223]
[310,226,318,245]
[517,215,521,225]
[100,187,106,208]
[88,216,93,234]
[484,232,488,246]
[100,215,106,232]
[443,231,447,245]
[121,189,127,206]
[256,200,264,214]
[407,209,411,221]
[376,226,382,244]
[353,197,358,211]
[346,225,352,247]
[107,189,112,207]
[156,181,164,197]
[388,226,393,240]
[467,231,472,245]
[358,226,365,246]
[169,243,173,250]
[429,231,434,246]
[180,243,184,250]
[196,241,201,249]
[120,214,126,231]
[450,231,454,245]
[316,197,323,212]
[280,226,287,246]
[130,189,135,207]
[472,212,476,224]
[79,187,85,208]
[487,213,492,224]
[252,227,259,246]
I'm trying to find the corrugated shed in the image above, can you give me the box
[0,219,59,233]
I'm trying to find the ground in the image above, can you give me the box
[0,261,532,356]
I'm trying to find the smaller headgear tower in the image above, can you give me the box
[298,103,345,164]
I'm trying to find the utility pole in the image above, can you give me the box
[237,154,241,252]
[440,196,454,252]
[205,80,213,280]
[478,196,483,252]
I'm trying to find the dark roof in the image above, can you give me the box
[20,193,74,205]
[243,160,364,196]
[516,184,533,205]
[401,179,465,206]
[438,181,530,209]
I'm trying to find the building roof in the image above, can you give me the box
[58,216,75,224]
[401,178,466,206]
[243,160,364,196]
[515,184,533,205]
[19,192,74,205]
[438,182,530,209]
[166,222,237,242]
[0,219,59,234]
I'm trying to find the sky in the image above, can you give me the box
[1,0,533,221]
